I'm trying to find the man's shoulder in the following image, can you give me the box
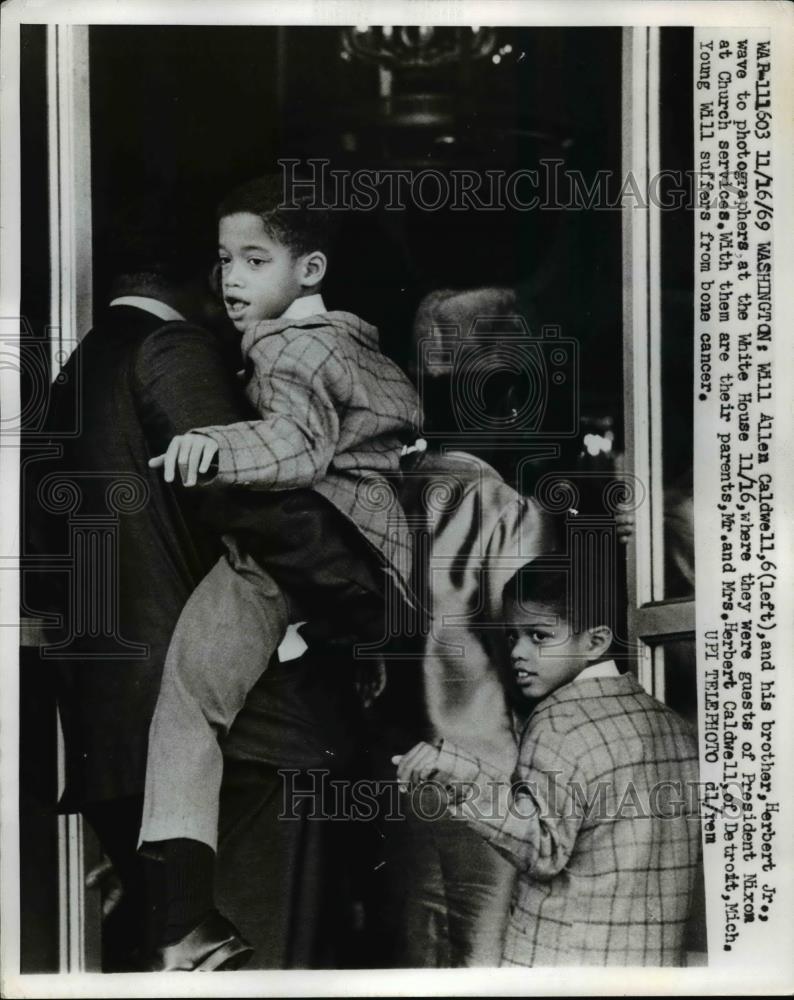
[400,450,513,515]
[136,317,234,354]
[126,320,242,402]
[64,309,174,379]
[85,308,219,358]
[78,305,159,346]
[407,450,520,499]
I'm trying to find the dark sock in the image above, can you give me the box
[141,838,216,947]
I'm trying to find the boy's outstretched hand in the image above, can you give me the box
[148,433,219,487]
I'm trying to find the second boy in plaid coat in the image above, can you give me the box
[396,564,701,966]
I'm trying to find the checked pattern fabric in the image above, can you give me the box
[194,311,420,600]
[436,673,701,966]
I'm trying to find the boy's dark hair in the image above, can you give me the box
[503,557,621,639]
[217,174,338,258]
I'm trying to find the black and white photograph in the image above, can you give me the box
[0,1,791,996]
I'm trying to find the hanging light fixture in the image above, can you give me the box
[340,25,497,69]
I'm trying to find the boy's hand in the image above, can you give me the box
[392,741,444,787]
[148,433,219,487]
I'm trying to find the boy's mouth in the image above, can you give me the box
[225,295,250,318]
[513,667,537,684]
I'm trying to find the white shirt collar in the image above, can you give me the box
[109,295,186,322]
[280,293,326,321]
[575,659,620,682]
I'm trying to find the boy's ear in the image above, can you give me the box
[299,250,327,289]
[585,625,613,661]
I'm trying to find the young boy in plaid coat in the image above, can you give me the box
[138,177,420,968]
[395,561,701,966]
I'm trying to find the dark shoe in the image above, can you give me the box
[148,910,253,971]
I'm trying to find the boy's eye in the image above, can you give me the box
[247,256,268,267]
[506,631,518,645]
[218,254,231,266]
[530,630,552,643]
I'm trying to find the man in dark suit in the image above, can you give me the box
[32,231,364,970]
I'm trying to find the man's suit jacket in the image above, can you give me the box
[34,305,359,807]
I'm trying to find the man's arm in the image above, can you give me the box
[482,494,557,623]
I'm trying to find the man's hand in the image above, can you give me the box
[148,433,219,487]
[85,856,123,918]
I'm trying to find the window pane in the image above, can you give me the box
[659,28,695,599]
[660,637,697,729]
[654,637,705,960]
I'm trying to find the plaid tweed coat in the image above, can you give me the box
[437,673,701,966]
[195,311,420,597]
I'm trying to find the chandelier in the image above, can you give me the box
[340,25,497,70]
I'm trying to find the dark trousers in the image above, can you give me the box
[215,761,357,969]
[82,796,149,971]
[84,763,360,969]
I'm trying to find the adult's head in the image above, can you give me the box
[104,195,224,329]
[411,286,530,473]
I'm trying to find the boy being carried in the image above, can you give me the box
[395,560,700,967]
[140,176,419,969]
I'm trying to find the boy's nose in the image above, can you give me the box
[510,639,527,663]
[511,638,533,662]
[223,260,244,286]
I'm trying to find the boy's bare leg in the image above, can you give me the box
[140,542,289,851]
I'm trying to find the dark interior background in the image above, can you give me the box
[19,23,701,971]
[87,25,623,412]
